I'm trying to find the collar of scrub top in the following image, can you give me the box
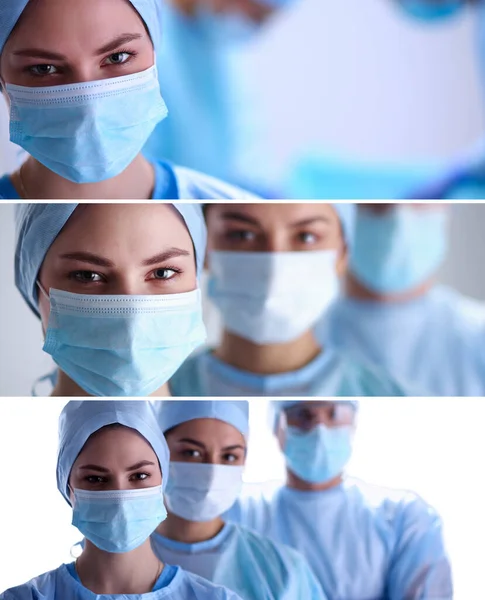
[56,400,170,506]
[14,203,207,318]
[0,0,163,55]
[157,400,249,438]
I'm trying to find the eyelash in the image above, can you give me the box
[84,472,150,484]
[67,265,182,284]
[25,49,138,77]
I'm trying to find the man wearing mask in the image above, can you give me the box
[321,203,485,396]
[226,400,453,600]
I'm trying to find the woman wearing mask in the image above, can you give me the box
[151,400,327,599]
[226,400,453,600]
[15,202,206,397]
[0,0,257,200]
[0,400,243,599]
[170,202,411,396]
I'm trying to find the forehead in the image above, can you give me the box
[45,203,193,257]
[4,0,148,53]
[166,418,245,444]
[75,425,157,462]
[207,203,340,227]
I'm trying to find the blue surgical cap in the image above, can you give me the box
[0,0,163,55]
[158,400,249,438]
[57,400,170,505]
[332,203,356,247]
[14,203,207,317]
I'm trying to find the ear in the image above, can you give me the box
[336,241,348,278]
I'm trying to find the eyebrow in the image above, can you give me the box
[59,248,189,269]
[178,439,246,452]
[12,33,143,61]
[78,464,110,473]
[126,460,156,471]
[220,212,261,227]
[95,33,143,56]
[77,460,155,473]
[289,217,330,227]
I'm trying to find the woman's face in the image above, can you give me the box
[69,425,162,496]
[1,0,154,87]
[165,418,246,466]
[38,203,197,327]
[205,202,348,273]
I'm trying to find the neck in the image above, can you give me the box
[75,539,163,595]
[345,272,435,304]
[157,513,225,544]
[286,469,343,492]
[11,155,155,200]
[52,369,171,397]
[214,330,321,375]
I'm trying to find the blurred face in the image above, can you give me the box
[359,202,449,216]
[69,425,162,496]
[38,204,197,328]
[1,0,154,88]
[171,0,275,22]
[283,401,356,434]
[165,418,246,466]
[206,203,347,270]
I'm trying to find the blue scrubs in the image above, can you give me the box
[321,286,485,396]
[226,478,453,600]
[0,562,244,599]
[151,522,326,599]
[0,161,259,200]
[169,347,411,396]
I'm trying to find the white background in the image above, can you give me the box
[2,201,485,396]
[1,0,484,177]
[0,399,483,599]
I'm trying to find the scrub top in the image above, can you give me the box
[322,285,485,396]
[169,347,411,397]
[0,562,244,600]
[225,478,453,600]
[0,161,259,200]
[151,522,326,600]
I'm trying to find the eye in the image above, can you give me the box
[130,472,149,482]
[182,449,202,459]
[69,271,104,283]
[103,52,133,66]
[223,453,238,463]
[85,475,106,484]
[298,231,317,244]
[226,230,257,242]
[151,268,178,281]
[29,64,58,76]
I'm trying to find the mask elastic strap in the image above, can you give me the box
[36,280,50,301]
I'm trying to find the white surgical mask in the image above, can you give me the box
[207,250,340,345]
[164,462,244,522]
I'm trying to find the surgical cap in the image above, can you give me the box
[0,0,163,55]
[158,400,249,438]
[14,203,207,317]
[332,203,355,247]
[57,400,170,505]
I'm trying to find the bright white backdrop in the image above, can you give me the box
[0,399,483,599]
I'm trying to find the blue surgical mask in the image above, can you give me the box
[284,424,353,484]
[350,207,448,294]
[396,0,464,22]
[6,65,168,184]
[72,486,167,554]
[40,286,206,396]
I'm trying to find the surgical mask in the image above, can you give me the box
[6,65,167,184]
[207,250,340,345]
[284,424,353,484]
[72,486,167,554]
[164,462,244,522]
[396,0,463,21]
[350,207,448,294]
[39,286,206,396]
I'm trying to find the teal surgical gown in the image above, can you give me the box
[321,286,485,396]
[225,478,453,600]
[0,562,244,600]
[151,522,326,600]
[0,161,259,200]
[169,347,411,396]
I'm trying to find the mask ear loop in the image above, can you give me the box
[36,280,50,301]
